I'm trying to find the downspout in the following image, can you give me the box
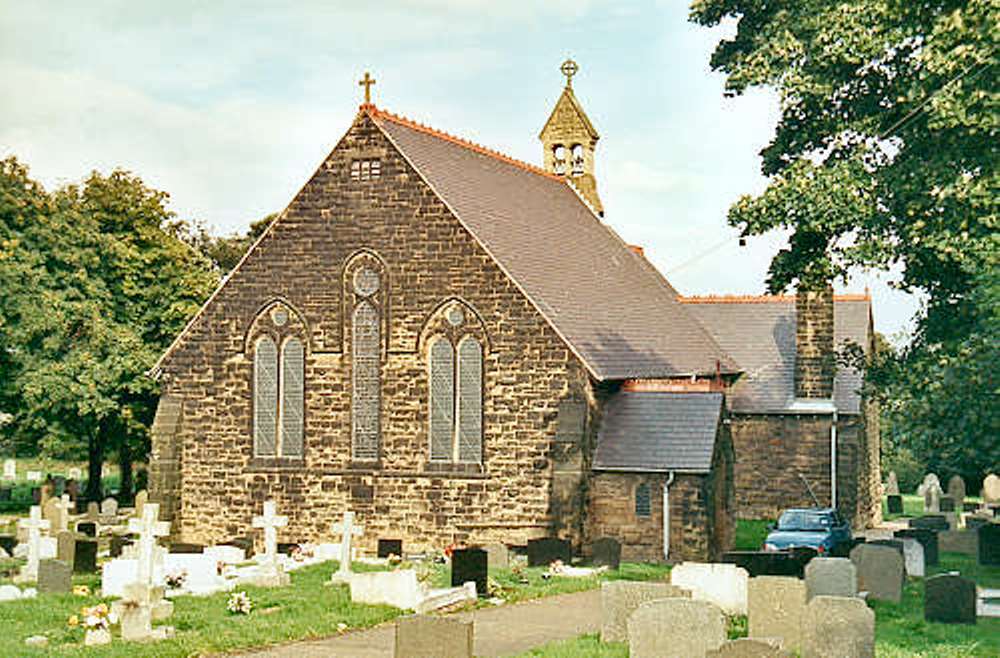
[831,409,838,509]
[663,471,675,561]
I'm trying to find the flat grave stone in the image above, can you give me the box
[895,528,939,566]
[939,530,978,557]
[56,530,75,564]
[600,580,691,643]
[804,557,857,600]
[37,559,72,593]
[394,614,472,658]
[910,515,949,531]
[898,538,925,577]
[925,573,976,624]
[802,595,874,658]
[204,545,246,564]
[627,598,726,658]
[378,538,403,558]
[451,548,487,597]
[706,638,791,657]
[850,544,903,603]
[482,543,509,570]
[948,476,966,505]
[940,496,955,512]
[591,537,621,570]
[526,537,571,567]
[74,539,98,573]
[169,542,204,554]
[747,576,805,653]
[978,523,1000,566]
[671,562,748,615]
[887,494,903,515]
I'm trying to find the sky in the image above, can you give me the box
[0,1,919,341]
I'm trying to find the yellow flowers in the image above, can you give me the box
[67,615,79,628]
[73,585,91,597]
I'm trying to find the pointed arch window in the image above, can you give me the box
[570,144,584,176]
[252,326,306,459]
[457,337,483,463]
[253,336,279,456]
[553,144,567,175]
[352,300,381,461]
[428,333,483,464]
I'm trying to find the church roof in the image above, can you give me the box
[593,391,724,473]
[681,295,873,414]
[369,107,738,380]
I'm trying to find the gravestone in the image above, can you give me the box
[56,530,76,565]
[169,542,204,554]
[706,638,791,657]
[895,528,939,566]
[37,559,72,593]
[924,483,943,513]
[924,573,976,624]
[330,511,363,582]
[250,500,290,587]
[918,473,941,495]
[804,557,857,600]
[100,497,118,518]
[74,539,98,573]
[938,530,978,557]
[591,537,621,569]
[600,580,691,643]
[947,475,966,506]
[394,614,473,658]
[76,521,97,538]
[15,505,50,582]
[86,501,99,520]
[868,538,905,558]
[898,538,925,577]
[671,562,749,615]
[134,489,148,518]
[2,459,14,480]
[910,515,949,531]
[378,538,403,558]
[483,543,509,570]
[526,537,571,567]
[224,536,255,558]
[802,595,874,658]
[43,498,62,532]
[887,494,903,515]
[885,471,899,495]
[747,576,805,653]
[627,598,726,658]
[723,551,798,578]
[68,467,82,480]
[850,544,903,603]
[451,548,487,597]
[940,496,955,512]
[979,523,1000,566]
[983,474,1000,504]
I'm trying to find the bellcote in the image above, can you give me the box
[539,59,603,215]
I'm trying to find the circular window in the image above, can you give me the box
[446,306,464,327]
[271,307,289,326]
[353,268,380,296]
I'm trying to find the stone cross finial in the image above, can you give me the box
[252,500,288,567]
[128,503,170,585]
[359,72,376,105]
[53,494,72,533]
[19,505,51,580]
[560,58,579,87]
[331,511,364,576]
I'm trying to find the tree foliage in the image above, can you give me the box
[691,0,998,480]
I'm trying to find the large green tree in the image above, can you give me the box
[691,0,998,481]
[0,158,217,498]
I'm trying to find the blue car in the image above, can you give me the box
[763,508,852,556]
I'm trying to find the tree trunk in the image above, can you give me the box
[85,431,104,502]
[119,440,133,503]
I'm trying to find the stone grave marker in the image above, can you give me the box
[887,494,904,515]
[983,474,1000,504]
[526,537,571,567]
[978,523,1000,566]
[76,521,97,538]
[451,547,487,597]
[86,501,99,520]
[706,638,791,658]
[43,498,62,532]
[804,557,857,600]
[948,475,966,505]
[74,539,98,573]
[56,530,76,565]
[68,467,82,480]
[100,497,118,518]
[868,538,905,557]
[924,573,976,624]
[802,595,874,658]
[2,459,14,480]
[394,614,473,658]
[26,470,42,482]
[251,500,290,586]
[53,494,72,533]
[37,559,72,593]
[0,487,10,502]
[378,538,403,558]
[600,580,691,643]
[895,528,939,566]
[924,482,943,513]
[918,473,941,495]
[0,535,15,555]
[898,537,925,577]
[15,505,50,582]
[747,576,805,653]
[331,511,363,581]
[671,562,749,615]
[910,515,949,531]
[483,543,509,570]
[134,489,148,518]
[885,471,899,495]
[591,536,621,569]
[939,530,978,557]
[850,544,904,603]
[940,496,955,512]
[627,598,726,658]
[129,502,170,586]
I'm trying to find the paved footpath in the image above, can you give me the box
[234,589,600,658]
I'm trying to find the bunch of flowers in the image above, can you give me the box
[290,544,315,562]
[165,568,188,590]
[68,603,117,631]
[227,591,253,615]
[72,585,91,597]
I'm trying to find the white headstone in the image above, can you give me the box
[924,482,943,513]
[204,545,246,565]
[53,495,72,533]
[984,474,1000,504]
[17,506,51,581]
[101,497,119,518]
[26,470,42,482]
[2,459,15,480]
[162,553,230,595]
[68,467,83,480]
[127,503,170,587]
[252,500,288,568]
[899,538,925,578]
[331,511,364,578]
[670,562,749,616]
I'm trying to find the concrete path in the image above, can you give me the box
[234,589,601,658]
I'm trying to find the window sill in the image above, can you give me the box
[247,457,305,471]
[423,461,484,476]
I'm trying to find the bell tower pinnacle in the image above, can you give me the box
[539,59,603,215]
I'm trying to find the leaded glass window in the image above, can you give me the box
[253,336,278,456]
[457,337,483,462]
[429,337,455,461]
[352,301,381,461]
[635,482,651,518]
[280,337,305,457]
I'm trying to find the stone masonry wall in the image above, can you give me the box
[154,112,592,554]
[795,287,835,399]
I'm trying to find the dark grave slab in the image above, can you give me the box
[110,535,133,558]
[451,547,488,597]
[940,496,955,512]
[277,542,298,556]
[895,528,939,566]
[170,542,205,554]
[73,539,98,573]
[868,539,905,557]
[527,537,571,567]
[924,573,976,624]
[225,536,254,558]
[76,521,97,537]
[978,524,1000,566]
[964,502,980,512]
[910,515,949,531]
[966,517,989,531]
[37,559,72,593]
[722,551,798,577]
[788,546,819,576]
[0,487,10,502]
[75,498,89,514]
[378,539,403,558]
[887,494,903,515]
[591,537,622,570]
[0,535,16,554]
[31,487,41,504]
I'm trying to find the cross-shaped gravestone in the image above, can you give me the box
[53,494,72,533]
[19,505,51,580]
[127,503,170,586]
[252,500,287,567]
[331,511,364,577]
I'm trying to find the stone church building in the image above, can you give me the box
[149,63,879,562]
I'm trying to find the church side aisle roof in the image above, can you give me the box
[369,107,738,380]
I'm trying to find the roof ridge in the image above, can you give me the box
[365,105,563,181]
[680,293,871,304]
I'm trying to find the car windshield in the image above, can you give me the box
[777,511,832,531]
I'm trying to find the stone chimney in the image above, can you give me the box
[794,285,835,399]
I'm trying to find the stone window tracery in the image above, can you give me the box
[251,303,307,459]
[345,252,386,463]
